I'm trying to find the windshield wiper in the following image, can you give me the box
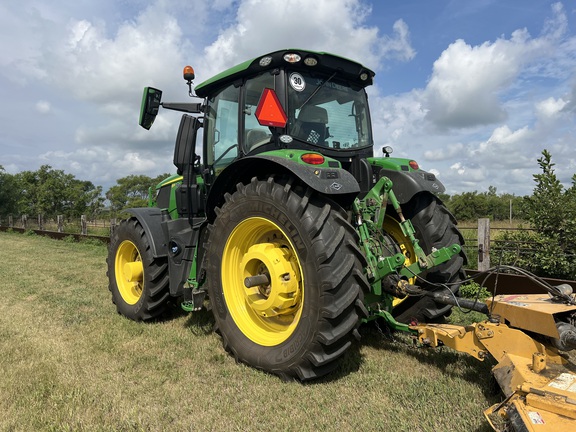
[297,71,338,111]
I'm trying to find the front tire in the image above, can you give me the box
[206,177,369,381]
[107,218,170,321]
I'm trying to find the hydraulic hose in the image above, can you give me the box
[399,282,489,315]
[425,290,489,315]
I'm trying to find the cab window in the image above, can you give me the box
[243,72,275,153]
[287,71,372,150]
[204,84,240,171]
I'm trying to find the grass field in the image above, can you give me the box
[0,232,499,431]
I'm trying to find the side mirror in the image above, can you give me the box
[139,87,163,130]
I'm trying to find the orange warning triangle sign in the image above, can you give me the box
[255,88,287,128]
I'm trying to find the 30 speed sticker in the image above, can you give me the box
[289,73,306,91]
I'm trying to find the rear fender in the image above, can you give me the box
[205,154,360,221]
[381,169,445,203]
[368,157,445,204]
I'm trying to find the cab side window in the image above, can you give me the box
[243,72,275,153]
[205,84,240,170]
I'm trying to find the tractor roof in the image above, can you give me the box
[194,49,375,98]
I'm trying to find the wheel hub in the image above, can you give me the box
[240,243,300,317]
[123,261,143,283]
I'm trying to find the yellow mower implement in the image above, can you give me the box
[411,294,576,431]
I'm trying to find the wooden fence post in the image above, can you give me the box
[110,218,117,237]
[8,215,13,228]
[81,215,87,235]
[22,215,27,229]
[57,215,64,233]
[478,218,490,271]
[38,214,43,231]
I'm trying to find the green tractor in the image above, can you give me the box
[108,49,466,381]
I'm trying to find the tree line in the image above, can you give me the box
[1,150,575,279]
[0,164,169,220]
[0,153,565,223]
[0,164,530,222]
[496,150,576,279]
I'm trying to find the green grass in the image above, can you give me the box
[0,232,499,431]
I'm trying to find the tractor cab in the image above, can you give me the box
[141,50,376,192]
[193,51,377,200]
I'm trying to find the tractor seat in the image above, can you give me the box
[246,129,271,152]
[294,105,329,145]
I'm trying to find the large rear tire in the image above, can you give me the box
[387,193,467,323]
[107,218,170,321]
[206,177,369,381]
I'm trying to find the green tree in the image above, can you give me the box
[0,166,19,217]
[446,186,525,222]
[522,150,572,238]
[497,150,576,279]
[15,165,103,219]
[106,173,171,215]
[448,191,488,221]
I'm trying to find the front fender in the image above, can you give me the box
[125,208,167,258]
[205,154,360,221]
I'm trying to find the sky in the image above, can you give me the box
[1,0,575,197]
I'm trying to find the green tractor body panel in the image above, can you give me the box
[367,156,445,203]
[195,48,374,98]
[203,150,360,221]
[149,173,182,211]
[367,156,417,171]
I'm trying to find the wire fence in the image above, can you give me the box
[0,214,117,241]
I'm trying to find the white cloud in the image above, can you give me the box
[423,4,568,130]
[35,100,52,114]
[52,11,186,102]
[369,88,427,153]
[535,97,568,120]
[39,145,174,186]
[448,162,486,183]
[367,2,576,195]
[424,33,539,129]
[562,78,576,113]
[477,125,532,152]
[424,143,465,161]
[202,0,415,78]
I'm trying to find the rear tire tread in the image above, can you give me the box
[206,177,369,381]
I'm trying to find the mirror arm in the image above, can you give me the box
[161,102,203,114]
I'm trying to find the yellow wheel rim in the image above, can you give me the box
[382,215,417,307]
[222,217,304,346]
[115,240,144,305]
